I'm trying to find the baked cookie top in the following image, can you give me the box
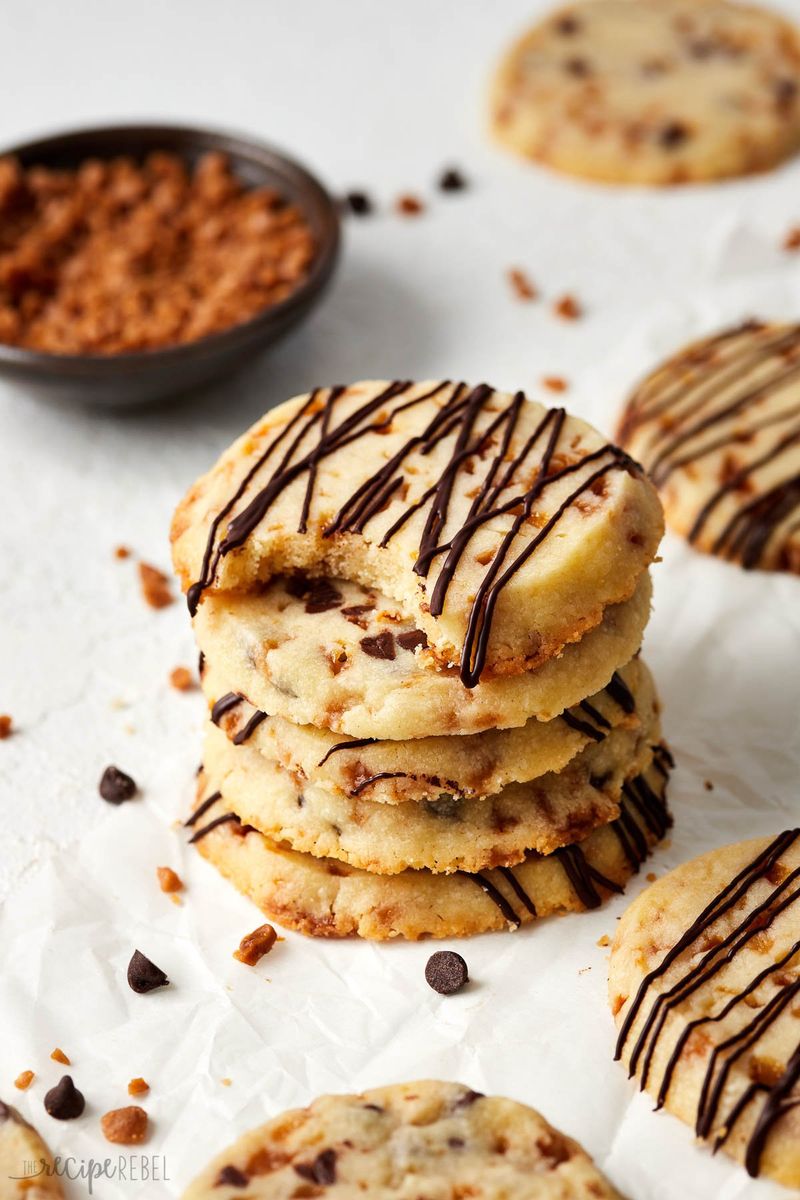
[0,1101,62,1198]
[202,654,649,804]
[172,380,662,684]
[193,573,651,739]
[202,694,658,872]
[617,321,800,573]
[491,0,800,185]
[182,1080,623,1198]
[189,744,671,939]
[609,830,800,1187]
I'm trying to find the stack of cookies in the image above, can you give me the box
[171,379,670,939]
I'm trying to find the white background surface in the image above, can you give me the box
[1,1,800,1196]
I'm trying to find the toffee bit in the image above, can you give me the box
[100,1105,148,1145]
[507,267,537,301]
[127,949,169,994]
[114,545,131,560]
[14,1070,34,1091]
[156,866,183,893]
[396,193,424,216]
[50,1048,70,1065]
[138,562,174,609]
[541,375,568,393]
[128,1078,149,1096]
[44,1075,85,1120]
[553,293,582,320]
[233,923,278,966]
[99,764,137,804]
[168,666,194,691]
[782,225,800,252]
[0,714,12,739]
[596,934,611,948]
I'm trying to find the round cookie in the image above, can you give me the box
[193,573,652,740]
[182,1079,623,1199]
[203,655,649,805]
[188,744,671,939]
[202,695,660,872]
[0,1101,63,1198]
[609,830,800,1188]
[617,321,800,573]
[171,380,662,685]
[490,0,800,185]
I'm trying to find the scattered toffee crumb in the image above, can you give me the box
[138,562,173,609]
[541,375,568,393]
[438,167,468,192]
[658,120,690,149]
[14,1071,34,1091]
[114,545,131,560]
[596,934,610,948]
[425,950,469,995]
[396,194,424,216]
[783,226,800,252]
[360,631,396,660]
[127,949,169,994]
[220,1078,232,1087]
[44,1076,85,1120]
[0,715,12,739]
[343,191,372,216]
[294,1149,338,1185]
[156,866,183,894]
[100,1106,148,1145]
[169,666,194,692]
[128,1078,149,1096]
[553,293,582,320]
[99,765,137,805]
[646,871,657,882]
[217,1165,249,1187]
[50,1048,70,1065]
[234,923,278,966]
[507,267,537,301]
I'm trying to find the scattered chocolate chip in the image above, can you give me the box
[658,121,690,148]
[216,1164,249,1188]
[343,191,372,216]
[425,950,469,995]
[438,167,467,192]
[99,765,137,804]
[233,923,278,966]
[44,1076,85,1120]
[127,949,169,994]
[396,629,428,652]
[304,579,343,613]
[396,194,424,217]
[294,1148,337,1185]
[101,1105,148,1145]
[360,631,396,660]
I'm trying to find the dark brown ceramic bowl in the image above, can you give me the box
[0,124,340,408]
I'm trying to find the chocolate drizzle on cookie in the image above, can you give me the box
[188,381,640,683]
[620,322,800,572]
[614,828,800,1178]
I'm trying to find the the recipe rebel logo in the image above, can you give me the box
[11,1153,170,1193]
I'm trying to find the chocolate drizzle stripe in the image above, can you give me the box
[578,699,612,730]
[232,710,268,745]
[462,871,522,928]
[184,790,221,827]
[317,737,378,767]
[351,772,405,796]
[745,1040,800,1177]
[498,866,537,917]
[606,671,636,714]
[561,710,606,742]
[211,692,245,724]
[188,812,239,843]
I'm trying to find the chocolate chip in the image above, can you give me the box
[343,191,372,216]
[363,1103,384,1113]
[423,794,462,820]
[294,1148,337,1185]
[198,650,206,678]
[658,121,690,148]
[304,579,343,613]
[360,631,395,660]
[0,1100,9,1121]
[396,629,428,652]
[448,1137,465,1148]
[775,78,798,111]
[99,765,137,805]
[438,168,467,192]
[564,56,591,77]
[425,950,469,995]
[127,949,169,994]
[216,1165,248,1187]
[555,14,579,34]
[455,1088,484,1108]
[44,1076,85,1120]
[285,572,310,598]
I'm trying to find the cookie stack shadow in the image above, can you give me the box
[173,379,672,940]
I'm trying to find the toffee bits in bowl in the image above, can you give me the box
[0,125,339,408]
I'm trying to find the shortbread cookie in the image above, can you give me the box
[0,1101,63,1198]
[491,0,800,185]
[172,380,662,684]
[618,321,800,573]
[203,655,649,804]
[610,830,800,1187]
[182,1079,623,1199]
[203,687,659,872]
[188,744,671,938]
[193,573,651,739]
